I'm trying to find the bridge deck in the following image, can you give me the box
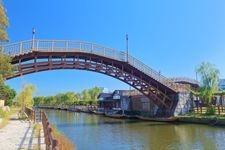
[2,40,183,92]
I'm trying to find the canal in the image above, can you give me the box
[44,109,225,150]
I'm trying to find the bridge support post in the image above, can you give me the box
[173,91,192,116]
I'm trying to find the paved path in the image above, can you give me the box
[0,114,45,150]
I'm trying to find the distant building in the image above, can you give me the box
[219,79,225,90]
[97,90,158,116]
[97,90,131,111]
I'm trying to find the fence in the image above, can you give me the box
[25,107,35,121]
[42,112,61,150]
[194,106,225,115]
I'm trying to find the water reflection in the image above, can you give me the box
[43,109,225,150]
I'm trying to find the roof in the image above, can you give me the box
[97,93,113,100]
[170,77,199,87]
[112,90,142,96]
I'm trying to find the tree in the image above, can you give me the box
[64,92,76,105]
[88,87,102,104]
[196,62,220,105]
[82,89,91,104]
[0,83,16,106]
[0,1,14,83]
[0,0,9,42]
[16,84,35,108]
[0,51,16,83]
[33,96,45,105]
[33,87,103,106]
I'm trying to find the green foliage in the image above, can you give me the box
[0,108,6,118]
[33,124,41,138]
[34,87,103,106]
[0,0,9,42]
[82,89,90,102]
[205,106,215,115]
[196,62,220,105]
[0,2,14,83]
[16,84,35,108]
[0,106,20,128]
[0,83,16,106]
[0,51,17,83]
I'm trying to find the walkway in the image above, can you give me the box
[0,114,45,150]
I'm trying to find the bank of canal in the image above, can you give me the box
[43,109,225,150]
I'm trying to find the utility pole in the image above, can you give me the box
[195,72,198,81]
[32,28,35,50]
[126,34,132,97]
[126,34,128,63]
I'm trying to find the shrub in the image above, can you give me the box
[0,109,6,118]
[206,106,215,115]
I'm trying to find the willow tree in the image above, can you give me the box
[17,84,35,109]
[196,62,220,105]
[0,0,9,42]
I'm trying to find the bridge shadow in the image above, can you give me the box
[17,122,34,150]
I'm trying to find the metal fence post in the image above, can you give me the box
[20,42,22,54]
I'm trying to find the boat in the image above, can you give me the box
[105,112,126,119]
[125,115,137,119]
[208,117,218,126]
[93,108,105,115]
[105,108,126,119]
[73,108,81,112]
[136,115,177,122]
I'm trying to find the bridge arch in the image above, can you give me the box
[3,40,184,115]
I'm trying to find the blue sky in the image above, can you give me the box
[4,0,225,96]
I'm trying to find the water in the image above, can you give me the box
[44,109,225,150]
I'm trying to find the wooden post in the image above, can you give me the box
[200,106,202,114]
[218,105,220,115]
[33,111,35,122]
[53,139,59,150]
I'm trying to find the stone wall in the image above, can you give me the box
[0,100,5,108]
[130,95,159,116]
[174,91,193,116]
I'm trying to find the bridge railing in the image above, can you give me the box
[2,40,181,91]
[170,77,200,85]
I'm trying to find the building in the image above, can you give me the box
[219,79,225,90]
[129,95,158,116]
[97,90,131,111]
[97,93,113,110]
[97,90,159,116]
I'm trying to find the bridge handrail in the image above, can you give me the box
[170,77,199,85]
[1,40,180,91]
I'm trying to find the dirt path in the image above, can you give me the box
[0,114,45,150]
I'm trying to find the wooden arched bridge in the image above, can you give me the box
[1,40,198,116]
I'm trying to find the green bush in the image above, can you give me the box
[0,109,7,118]
[206,106,215,115]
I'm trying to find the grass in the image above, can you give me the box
[0,106,20,129]
[31,145,40,150]
[33,123,42,138]
[178,112,225,120]
[51,125,76,150]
